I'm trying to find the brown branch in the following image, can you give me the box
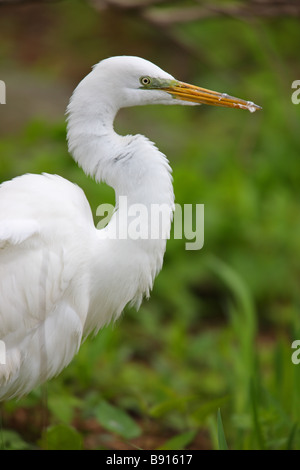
[0,0,59,5]
[143,1,300,26]
[2,0,299,19]
[88,0,300,24]
[86,0,300,64]
[89,0,170,11]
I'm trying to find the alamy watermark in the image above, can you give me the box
[0,80,6,104]
[96,197,204,250]
[291,80,300,105]
[0,340,6,364]
[291,340,300,365]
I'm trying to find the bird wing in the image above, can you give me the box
[0,218,40,248]
[0,173,93,399]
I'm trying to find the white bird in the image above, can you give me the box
[0,56,260,400]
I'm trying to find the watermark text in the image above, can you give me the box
[291,80,300,105]
[0,80,6,104]
[96,198,204,250]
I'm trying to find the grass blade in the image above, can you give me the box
[250,379,265,450]
[217,409,228,450]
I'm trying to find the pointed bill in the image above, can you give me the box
[164,81,261,113]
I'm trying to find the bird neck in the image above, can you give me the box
[67,104,175,325]
[67,103,174,212]
[67,100,175,260]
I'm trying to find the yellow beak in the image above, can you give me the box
[165,81,261,113]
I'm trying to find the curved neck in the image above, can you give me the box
[67,93,175,331]
[67,98,174,211]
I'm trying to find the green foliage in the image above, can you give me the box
[39,424,83,450]
[217,409,229,450]
[158,430,197,450]
[0,430,33,450]
[1,0,300,451]
[94,400,142,440]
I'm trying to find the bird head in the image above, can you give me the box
[84,56,261,113]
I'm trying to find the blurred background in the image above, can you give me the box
[1,0,300,450]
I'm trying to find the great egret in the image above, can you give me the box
[0,56,260,400]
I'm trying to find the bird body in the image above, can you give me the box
[0,56,260,400]
[0,141,173,400]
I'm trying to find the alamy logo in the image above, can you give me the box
[96,197,204,250]
[291,340,300,364]
[0,80,6,104]
[291,80,300,105]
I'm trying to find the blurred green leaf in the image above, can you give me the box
[157,430,197,450]
[47,393,82,424]
[0,430,32,450]
[192,397,229,425]
[40,424,83,450]
[95,400,141,440]
[150,396,190,418]
[286,423,298,450]
[250,380,265,450]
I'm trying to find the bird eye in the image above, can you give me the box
[140,76,151,86]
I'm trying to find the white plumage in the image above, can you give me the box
[0,56,260,400]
